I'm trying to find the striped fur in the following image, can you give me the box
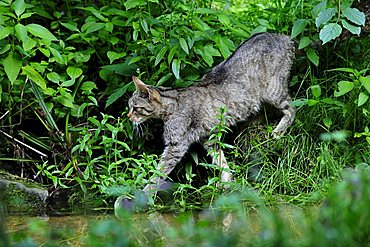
[128,32,295,188]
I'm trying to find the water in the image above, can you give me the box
[3,204,305,246]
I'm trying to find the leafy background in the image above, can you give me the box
[0,0,369,208]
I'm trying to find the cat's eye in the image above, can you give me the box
[133,107,152,115]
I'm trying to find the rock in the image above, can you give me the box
[0,170,48,214]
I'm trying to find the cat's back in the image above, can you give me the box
[202,32,294,85]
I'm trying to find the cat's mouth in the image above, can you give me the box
[127,113,145,124]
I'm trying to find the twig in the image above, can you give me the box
[0,110,9,121]
[0,129,48,158]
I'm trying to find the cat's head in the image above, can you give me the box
[127,76,161,124]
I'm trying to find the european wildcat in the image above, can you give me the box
[127,32,295,192]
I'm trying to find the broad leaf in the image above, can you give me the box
[179,37,189,54]
[358,92,369,107]
[3,52,22,84]
[81,21,105,34]
[155,46,168,66]
[47,72,61,83]
[360,76,370,94]
[218,14,230,26]
[60,22,80,32]
[343,8,365,26]
[12,0,26,17]
[342,19,361,35]
[306,48,319,66]
[311,1,327,17]
[81,81,97,93]
[334,80,354,97]
[26,23,57,41]
[67,66,82,79]
[22,65,46,90]
[291,19,307,39]
[107,51,126,64]
[319,23,342,44]
[311,85,321,98]
[55,94,75,109]
[15,23,27,42]
[298,36,311,49]
[172,59,181,79]
[124,0,146,10]
[105,83,131,108]
[0,26,11,40]
[22,37,36,51]
[49,47,64,64]
[316,8,336,28]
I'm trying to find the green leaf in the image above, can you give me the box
[26,23,57,41]
[47,72,61,83]
[334,80,354,97]
[323,117,332,129]
[0,26,11,40]
[327,67,355,73]
[81,22,105,34]
[107,51,126,64]
[316,8,336,28]
[216,35,231,59]
[342,19,361,35]
[155,46,168,66]
[15,23,27,42]
[156,73,172,86]
[172,59,181,79]
[306,48,319,66]
[20,13,34,19]
[81,81,97,93]
[343,8,365,26]
[49,47,64,64]
[319,23,342,44]
[105,83,131,108]
[140,19,149,33]
[311,85,321,98]
[55,93,75,108]
[298,36,311,49]
[179,37,189,54]
[0,44,11,55]
[358,92,369,107]
[22,65,46,90]
[291,19,307,39]
[12,0,26,17]
[67,66,82,79]
[360,76,370,94]
[3,52,22,84]
[22,37,36,51]
[60,22,80,32]
[61,79,75,87]
[124,0,146,10]
[195,47,213,67]
[167,46,178,65]
[311,1,327,17]
[218,14,230,26]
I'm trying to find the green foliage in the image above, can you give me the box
[7,166,370,246]
[0,0,368,211]
[291,0,366,65]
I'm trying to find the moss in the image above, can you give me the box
[0,170,48,214]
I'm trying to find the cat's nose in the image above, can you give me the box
[127,112,132,118]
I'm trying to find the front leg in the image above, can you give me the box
[144,141,191,194]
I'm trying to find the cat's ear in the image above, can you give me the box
[132,76,161,102]
[150,89,161,103]
[132,76,149,95]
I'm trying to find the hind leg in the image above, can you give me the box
[271,96,295,137]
